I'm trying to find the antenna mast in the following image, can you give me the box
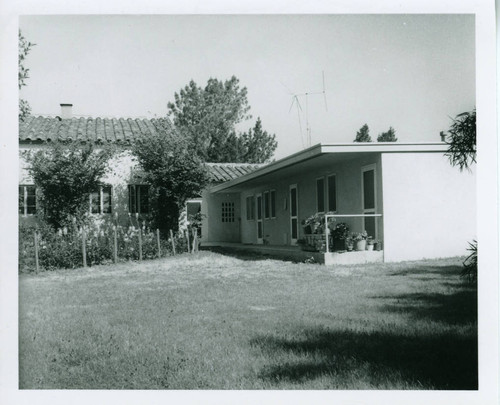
[285,71,328,148]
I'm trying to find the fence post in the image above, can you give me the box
[185,229,191,253]
[113,225,118,263]
[82,227,87,268]
[156,229,161,258]
[33,230,40,273]
[170,229,176,255]
[192,228,198,253]
[138,225,143,261]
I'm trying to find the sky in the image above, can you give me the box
[19,14,475,159]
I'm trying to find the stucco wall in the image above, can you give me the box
[381,152,476,262]
[201,190,241,243]
[237,154,383,246]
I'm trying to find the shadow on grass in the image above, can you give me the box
[201,246,303,263]
[251,327,477,389]
[388,264,464,278]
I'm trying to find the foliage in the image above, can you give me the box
[350,231,368,242]
[19,30,35,121]
[237,118,277,163]
[331,223,349,240]
[167,77,277,163]
[367,237,376,245]
[377,127,398,142]
[354,124,372,142]
[461,240,477,284]
[19,219,190,272]
[302,212,336,234]
[131,119,210,232]
[445,109,476,171]
[26,142,112,229]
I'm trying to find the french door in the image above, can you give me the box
[289,184,298,244]
[361,164,377,239]
[256,193,263,244]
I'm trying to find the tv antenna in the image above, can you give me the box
[283,71,328,148]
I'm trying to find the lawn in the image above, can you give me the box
[19,251,477,390]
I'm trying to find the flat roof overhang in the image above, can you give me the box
[210,142,448,193]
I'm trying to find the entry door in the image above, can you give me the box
[256,193,263,244]
[361,164,377,239]
[289,184,298,244]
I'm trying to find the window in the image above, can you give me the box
[19,185,36,215]
[222,202,235,223]
[246,195,255,220]
[128,185,149,214]
[90,185,112,214]
[263,191,270,219]
[270,190,276,218]
[327,175,337,212]
[316,178,325,212]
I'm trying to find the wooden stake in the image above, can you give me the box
[82,227,87,268]
[33,231,40,273]
[138,226,143,261]
[185,229,191,253]
[113,226,118,263]
[156,229,161,258]
[192,228,197,253]
[170,229,176,255]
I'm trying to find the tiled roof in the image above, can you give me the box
[206,163,264,182]
[18,115,176,144]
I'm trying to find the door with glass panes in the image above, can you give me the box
[289,184,298,244]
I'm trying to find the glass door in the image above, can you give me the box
[362,164,377,239]
[256,193,263,244]
[289,184,298,244]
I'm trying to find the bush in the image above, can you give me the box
[461,240,477,283]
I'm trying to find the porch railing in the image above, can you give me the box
[324,213,383,254]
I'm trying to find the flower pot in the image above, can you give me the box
[366,244,374,251]
[376,241,383,251]
[355,240,366,251]
[346,244,354,252]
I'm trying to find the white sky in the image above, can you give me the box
[19,14,475,159]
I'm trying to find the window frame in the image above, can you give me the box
[327,173,337,213]
[270,189,276,219]
[128,184,150,214]
[316,177,326,213]
[90,184,112,215]
[263,191,270,220]
[19,185,37,216]
[221,201,235,223]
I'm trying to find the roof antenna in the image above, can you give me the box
[282,71,328,148]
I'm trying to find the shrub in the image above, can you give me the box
[462,240,477,283]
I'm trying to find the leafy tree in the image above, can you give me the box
[445,109,476,171]
[377,127,398,142]
[132,119,210,232]
[167,77,277,163]
[26,142,112,229]
[19,31,35,121]
[354,124,372,142]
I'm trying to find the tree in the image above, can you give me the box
[444,109,476,171]
[237,118,277,163]
[444,109,477,283]
[377,127,398,142]
[131,119,210,232]
[167,77,277,163]
[354,124,372,142]
[19,31,35,122]
[26,142,112,229]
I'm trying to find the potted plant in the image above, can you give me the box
[352,231,368,251]
[345,236,354,251]
[366,237,376,251]
[331,222,349,251]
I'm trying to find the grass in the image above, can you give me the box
[19,251,477,390]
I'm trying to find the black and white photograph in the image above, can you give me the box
[1,1,498,404]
